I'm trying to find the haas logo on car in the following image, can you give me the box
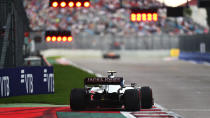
[0,76,10,97]
[43,69,54,92]
[20,69,33,94]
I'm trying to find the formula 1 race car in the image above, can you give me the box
[103,52,120,59]
[70,71,154,111]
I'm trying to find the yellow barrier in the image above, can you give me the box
[170,48,180,57]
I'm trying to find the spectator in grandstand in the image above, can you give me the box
[24,0,206,36]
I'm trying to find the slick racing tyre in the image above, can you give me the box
[112,55,120,59]
[124,89,141,111]
[70,88,86,110]
[140,86,153,109]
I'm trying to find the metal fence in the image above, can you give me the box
[34,32,179,51]
[179,33,210,53]
[0,0,29,68]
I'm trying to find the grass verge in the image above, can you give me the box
[0,64,95,105]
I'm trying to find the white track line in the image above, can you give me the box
[180,59,210,67]
[203,62,210,66]
[171,109,210,112]
[121,112,136,118]
[155,104,183,118]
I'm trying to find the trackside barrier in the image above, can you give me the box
[0,66,54,98]
[42,55,51,66]
[179,52,210,63]
[170,48,180,57]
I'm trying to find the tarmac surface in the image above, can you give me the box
[0,104,174,118]
[54,50,210,118]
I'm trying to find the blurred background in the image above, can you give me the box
[0,0,210,67]
[0,0,210,118]
[1,0,210,68]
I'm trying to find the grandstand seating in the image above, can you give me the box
[24,0,206,36]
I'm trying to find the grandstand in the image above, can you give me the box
[24,0,208,36]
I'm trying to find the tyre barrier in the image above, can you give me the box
[179,52,210,63]
[0,66,54,98]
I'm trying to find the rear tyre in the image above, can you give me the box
[141,86,153,109]
[70,88,86,110]
[115,55,120,59]
[103,55,108,59]
[124,89,141,111]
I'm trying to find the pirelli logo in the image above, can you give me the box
[84,77,123,85]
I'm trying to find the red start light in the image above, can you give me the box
[50,0,90,8]
[130,13,158,22]
[52,2,58,8]
[63,36,67,42]
[142,13,147,21]
[57,36,62,42]
[84,2,90,8]
[147,13,152,21]
[130,13,136,22]
[52,36,57,42]
[60,1,66,7]
[46,36,73,42]
[76,2,82,7]
[137,13,141,22]
[153,13,158,21]
[46,36,51,42]
[68,36,73,42]
[68,2,74,7]
[45,31,72,43]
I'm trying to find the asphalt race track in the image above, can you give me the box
[47,50,210,118]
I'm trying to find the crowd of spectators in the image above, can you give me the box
[24,0,208,36]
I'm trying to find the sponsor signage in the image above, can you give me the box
[84,77,123,85]
[0,66,54,98]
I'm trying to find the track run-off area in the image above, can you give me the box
[1,49,210,118]
[0,104,180,118]
[42,49,210,118]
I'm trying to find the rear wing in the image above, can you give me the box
[84,77,123,85]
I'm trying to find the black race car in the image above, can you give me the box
[70,71,154,111]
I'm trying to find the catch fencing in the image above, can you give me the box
[0,0,29,68]
[179,33,210,63]
[33,32,179,50]
[179,33,210,53]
